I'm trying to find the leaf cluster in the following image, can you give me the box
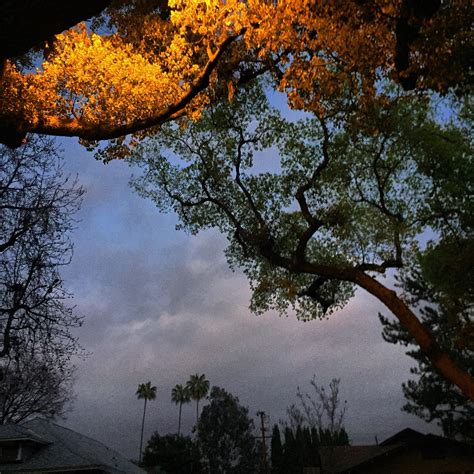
[197,386,259,473]
[131,81,471,322]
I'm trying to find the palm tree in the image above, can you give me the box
[171,384,191,435]
[186,373,210,427]
[136,381,157,464]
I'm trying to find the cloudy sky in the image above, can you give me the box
[56,131,437,460]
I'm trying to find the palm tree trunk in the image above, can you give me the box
[139,398,147,464]
[196,400,199,428]
[178,402,182,436]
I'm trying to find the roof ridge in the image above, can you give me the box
[24,418,133,472]
[23,418,104,468]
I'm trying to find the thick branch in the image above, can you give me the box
[0,226,31,253]
[294,116,331,259]
[16,32,244,145]
[251,237,474,401]
[233,127,266,227]
[0,1,111,60]
[353,272,474,401]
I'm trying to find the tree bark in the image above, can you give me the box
[196,400,199,428]
[352,271,474,401]
[0,31,243,149]
[139,398,147,464]
[0,1,110,60]
[271,251,474,401]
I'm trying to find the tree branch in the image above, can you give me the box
[17,31,245,144]
[294,116,330,259]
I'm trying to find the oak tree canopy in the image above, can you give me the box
[130,82,474,400]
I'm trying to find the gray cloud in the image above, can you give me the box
[56,139,436,459]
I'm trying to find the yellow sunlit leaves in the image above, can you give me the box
[0,0,470,154]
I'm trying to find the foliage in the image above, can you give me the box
[270,425,321,474]
[186,373,210,426]
[0,1,472,149]
[130,80,474,397]
[380,264,474,441]
[378,95,473,438]
[171,383,191,435]
[270,424,284,474]
[197,386,259,473]
[142,432,202,474]
[0,136,83,422]
[136,381,158,401]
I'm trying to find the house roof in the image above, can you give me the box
[0,418,145,473]
[0,424,49,444]
[380,427,423,446]
[320,428,474,473]
[319,444,401,472]
[381,427,474,451]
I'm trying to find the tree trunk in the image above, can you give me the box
[274,254,474,401]
[178,402,182,435]
[196,400,199,428]
[353,271,474,401]
[0,1,111,59]
[282,256,474,401]
[139,398,147,464]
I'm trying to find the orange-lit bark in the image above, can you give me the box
[30,31,243,141]
[257,245,474,401]
[353,272,474,402]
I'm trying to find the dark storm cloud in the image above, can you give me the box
[56,139,436,458]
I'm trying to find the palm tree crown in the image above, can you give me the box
[136,381,157,464]
[172,383,191,405]
[136,381,157,401]
[171,384,191,435]
[186,373,210,427]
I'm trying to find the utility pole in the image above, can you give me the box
[256,410,270,474]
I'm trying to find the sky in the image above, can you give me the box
[54,135,439,460]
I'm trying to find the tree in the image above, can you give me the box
[0,1,110,59]
[380,264,474,441]
[197,386,259,473]
[0,341,75,424]
[0,1,471,149]
[0,136,84,358]
[171,383,191,435]
[0,136,83,422]
[130,81,474,399]
[281,427,301,473]
[270,425,284,474]
[277,426,321,473]
[142,432,202,474]
[186,373,210,427]
[285,376,349,447]
[378,94,473,439]
[136,381,157,464]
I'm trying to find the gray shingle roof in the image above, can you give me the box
[0,418,145,473]
[0,424,48,444]
[319,444,401,472]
